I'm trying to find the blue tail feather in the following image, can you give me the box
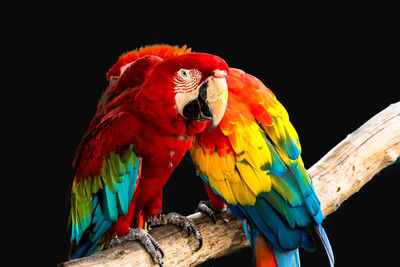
[273,248,301,267]
[315,224,334,267]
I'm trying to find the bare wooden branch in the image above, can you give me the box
[59,102,400,267]
[309,101,400,216]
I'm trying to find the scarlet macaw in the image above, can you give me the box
[69,45,229,266]
[190,68,335,266]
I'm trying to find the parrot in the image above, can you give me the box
[189,65,335,265]
[68,44,230,266]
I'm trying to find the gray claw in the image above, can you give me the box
[196,200,217,224]
[148,212,203,250]
[110,228,164,266]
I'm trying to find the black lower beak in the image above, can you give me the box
[182,80,212,122]
[182,98,212,122]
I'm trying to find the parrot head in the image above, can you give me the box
[141,52,229,130]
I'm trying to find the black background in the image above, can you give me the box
[52,7,399,266]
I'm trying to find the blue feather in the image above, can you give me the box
[102,184,118,222]
[255,198,301,251]
[233,196,316,253]
[270,173,303,207]
[248,221,259,249]
[315,224,334,267]
[117,173,130,214]
[71,195,112,259]
[262,190,312,228]
[71,145,141,259]
[289,162,313,197]
[238,205,281,250]
[286,160,324,224]
[90,219,113,244]
[301,230,315,252]
[304,193,323,224]
[71,241,91,259]
[228,204,246,219]
[262,137,287,176]
[273,248,300,267]
[129,155,140,200]
[242,220,250,241]
[277,126,301,161]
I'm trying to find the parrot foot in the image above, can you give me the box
[147,212,203,251]
[110,228,164,267]
[196,200,217,224]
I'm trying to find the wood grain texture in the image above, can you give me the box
[309,101,400,216]
[59,102,400,267]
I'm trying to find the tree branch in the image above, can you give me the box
[59,102,400,267]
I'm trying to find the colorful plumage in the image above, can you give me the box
[69,45,230,262]
[69,44,333,266]
[190,68,334,266]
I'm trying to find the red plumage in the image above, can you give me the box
[71,45,229,245]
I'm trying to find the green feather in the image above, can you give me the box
[262,136,287,176]
[270,173,302,207]
[70,144,140,245]
[100,158,114,193]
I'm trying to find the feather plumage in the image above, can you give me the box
[190,68,333,266]
[70,141,140,258]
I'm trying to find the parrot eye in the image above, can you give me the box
[179,69,190,79]
[174,69,202,91]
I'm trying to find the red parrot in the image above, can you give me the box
[69,45,229,266]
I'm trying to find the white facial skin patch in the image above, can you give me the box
[174,69,202,114]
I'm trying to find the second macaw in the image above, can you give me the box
[190,66,335,266]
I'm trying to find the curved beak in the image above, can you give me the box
[182,75,228,130]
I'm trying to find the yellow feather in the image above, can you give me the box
[243,130,271,169]
[261,170,272,192]
[191,145,211,176]
[207,153,227,180]
[235,161,263,195]
[229,170,256,205]
[236,161,271,196]
[275,145,292,166]
[209,177,237,205]
[266,116,287,144]
[285,119,302,153]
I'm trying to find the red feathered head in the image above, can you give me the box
[141,52,229,130]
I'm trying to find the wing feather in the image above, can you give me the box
[70,112,140,257]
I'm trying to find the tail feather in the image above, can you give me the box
[314,224,334,267]
[255,234,278,267]
[272,248,300,267]
[254,234,301,267]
